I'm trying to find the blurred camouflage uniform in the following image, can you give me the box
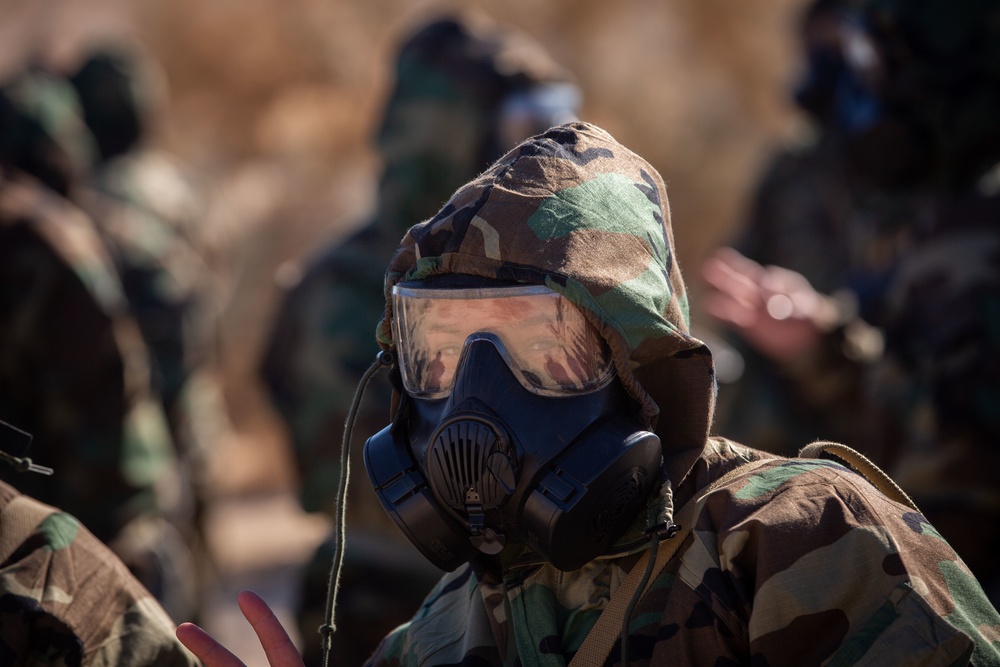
[0,69,197,621]
[0,422,197,666]
[711,0,1000,603]
[69,45,218,416]
[259,12,580,665]
[856,0,1000,595]
[710,134,904,456]
[68,45,228,622]
[870,190,1000,605]
[364,122,1000,666]
[68,46,224,523]
[710,0,904,457]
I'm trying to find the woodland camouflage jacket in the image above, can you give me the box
[0,480,197,666]
[364,122,1000,666]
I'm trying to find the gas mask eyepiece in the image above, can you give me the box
[365,279,662,571]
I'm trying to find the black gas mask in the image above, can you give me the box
[364,278,662,572]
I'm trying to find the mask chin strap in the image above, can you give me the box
[319,350,394,667]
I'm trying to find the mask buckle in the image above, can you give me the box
[466,498,506,554]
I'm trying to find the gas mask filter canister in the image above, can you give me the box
[364,279,663,571]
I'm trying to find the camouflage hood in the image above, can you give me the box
[377,122,716,486]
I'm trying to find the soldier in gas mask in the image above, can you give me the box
[179,122,1000,666]
[259,12,580,664]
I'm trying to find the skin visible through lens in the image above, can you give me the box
[405,293,607,394]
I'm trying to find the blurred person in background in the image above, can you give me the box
[66,42,232,616]
[704,0,896,457]
[0,419,199,665]
[0,64,199,622]
[259,11,582,664]
[68,41,226,467]
[704,0,1000,603]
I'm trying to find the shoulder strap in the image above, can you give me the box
[568,458,772,667]
[0,493,58,565]
[798,440,918,511]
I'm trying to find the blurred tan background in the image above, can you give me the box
[0,0,809,493]
[1,0,810,660]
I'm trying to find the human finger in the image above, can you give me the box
[708,247,766,283]
[237,590,306,667]
[702,250,764,308]
[176,622,247,667]
[758,264,815,302]
[703,284,758,329]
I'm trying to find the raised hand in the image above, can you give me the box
[702,247,838,363]
[176,590,306,667]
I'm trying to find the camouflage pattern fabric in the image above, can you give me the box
[69,45,222,454]
[0,171,176,540]
[0,479,198,666]
[79,152,213,415]
[67,48,221,620]
[362,122,1000,665]
[77,149,220,491]
[0,171,196,620]
[866,190,1000,604]
[259,13,576,664]
[367,439,1000,666]
[711,0,1000,605]
[844,5,1000,605]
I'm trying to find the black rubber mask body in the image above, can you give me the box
[364,335,662,572]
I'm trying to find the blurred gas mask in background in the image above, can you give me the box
[495,82,581,156]
[796,0,1000,192]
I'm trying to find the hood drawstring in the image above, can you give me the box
[319,350,394,667]
[619,473,678,665]
[0,420,54,476]
[0,450,54,476]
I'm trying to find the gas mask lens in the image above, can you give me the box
[392,282,614,399]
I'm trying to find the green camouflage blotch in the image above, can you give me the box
[121,399,176,486]
[677,290,690,329]
[733,462,840,500]
[917,516,946,542]
[40,512,80,551]
[527,173,679,343]
[592,264,680,350]
[825,599,901,667]
[401,255,445,284]
[513,584,570,667]
[526,173,665,248]
[941,560,1000,652]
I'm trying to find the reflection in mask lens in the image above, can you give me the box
[392,283,613,398]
